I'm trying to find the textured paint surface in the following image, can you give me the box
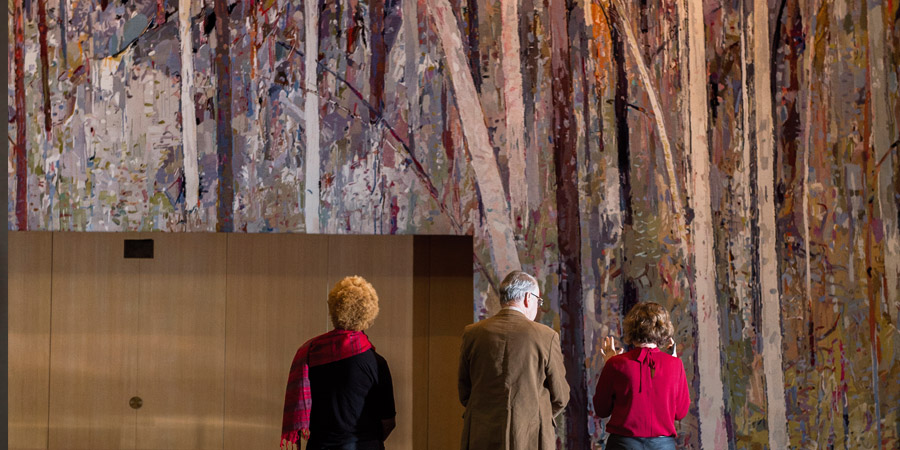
[751,0,789,446]
[7,0,900,448]
[686,0,728,447]
[178,0,199,210]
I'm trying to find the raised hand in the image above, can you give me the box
[599,336,624,362]
[668,337,678,358]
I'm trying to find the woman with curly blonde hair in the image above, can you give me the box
[593,302,690,450]
[282,276,396,450]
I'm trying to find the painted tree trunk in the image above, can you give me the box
[180,0,200,211]
[685,0,728,448]
[215,0,235,232]
[519,0,542,212]
[370,0,386,123]
[403,0,419,154]
[578,0,608,360]
[38,0,52,136]
[501,0,528,227]
[14,0,28,229]
[798,0,817,378]
[58,0,67,72]
[867,0,899,343]
[426,0,521,277]
[861,91,885,447]
[549,0,587,447]
[739,0,756,338]
[609,3,637,312]
[774,0,805,374]
[862,0,890,441]
[303,0,321,233]
[465,0,481,94]
[751,0,789,446]
[675,0,692,201]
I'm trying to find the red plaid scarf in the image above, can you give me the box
[281,329,373,447]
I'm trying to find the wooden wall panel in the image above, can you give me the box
[327,235,414,450]
[12,233,465,450]
[424,236,470,450]
[9,232,53,450]
[224,234,330,450]
[412,238,431,450]
[49,232,142,449]
[136,233,227,449]
[412,236,471,450]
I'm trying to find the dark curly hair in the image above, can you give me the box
[623,302,674,347]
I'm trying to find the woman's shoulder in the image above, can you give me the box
[654,351,686,368]
[604,350,637,368]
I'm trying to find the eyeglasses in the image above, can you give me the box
[527,292,544,308]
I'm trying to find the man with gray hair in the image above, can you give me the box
[458,271,569,450]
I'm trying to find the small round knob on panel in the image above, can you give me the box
[129,396,143,410]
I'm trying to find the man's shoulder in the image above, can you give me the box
[519,318,558,341]
[533,319,557,334]
[467,312,556,333]
[461,317,489,341]
[464,311,506,329]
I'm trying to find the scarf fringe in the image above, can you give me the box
[280,428,311,448]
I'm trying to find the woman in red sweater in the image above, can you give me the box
[593,302,690,450]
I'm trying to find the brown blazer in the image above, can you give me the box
[458,309,570,450]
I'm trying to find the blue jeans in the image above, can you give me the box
[605,434,676,450]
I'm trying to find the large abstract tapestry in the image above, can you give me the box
[8,0,899,447]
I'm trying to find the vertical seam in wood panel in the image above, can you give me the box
[135,234,142,450]
[425,237,432,448]
[47,232,54,450]
[222,233,229,450]
[325,236,332,332]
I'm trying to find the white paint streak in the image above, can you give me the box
[867,3,899,322]
[500,0,528,224]
[685,0,728,448]
[179,0,200,210]
[800,0,816,346]
[402,0,421,232]
[426,0,521,276]
[303,0,320,233]
[751,0,789,446]
[403,0,419,152]
[675,0,693,202]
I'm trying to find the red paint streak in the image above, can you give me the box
[38,0,52,136]
[441,84,454,160]
[269,35,276,72]
[347,0,358,54]
[369,0,386,123]
[14,0,28,229]
[156,0,165,26]
[440,82,457,211]
[389,196,399,234]
[215,0,235,232]
[261,0,275,15]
